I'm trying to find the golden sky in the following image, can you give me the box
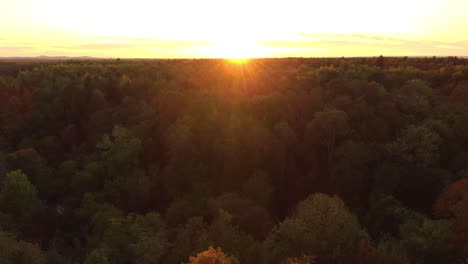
[1,0,467,58]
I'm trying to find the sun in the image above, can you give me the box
[227,58,250,64]
[208,38,265,61]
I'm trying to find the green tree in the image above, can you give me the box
[265,193,368,262]
[5,148,52,199]
[207,210,258,263]
[306,108,350,163]
[214,192,273,239]
[100,212,167,264]
[264,218,311,262]
[399,218,453,264]
[0,170,41,219]
[373,239,410,264]
[164,217,211,264]
[365,196,409,239]
[395,79,433,116]
[294,193,368,256]
[386,124,441,167]
[84,248,110,264]
[97,125,142,180]
[331,141,373,210]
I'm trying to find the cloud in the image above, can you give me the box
[0,46,34,52]
[35,37,218,57]
[78,37,215,50]
[435,41,468,50]
[259,33,468,57]
[91,36,213,45]
[299,33,405,45]
[1,34,467,58]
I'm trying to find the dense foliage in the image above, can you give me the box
[0,57,467,263]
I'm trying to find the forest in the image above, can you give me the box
[0,56,467,263]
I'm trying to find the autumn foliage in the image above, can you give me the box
[188,247,239,264]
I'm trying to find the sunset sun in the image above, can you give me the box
[208,38,265,61]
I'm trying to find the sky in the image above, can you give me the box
[1,0,467,58]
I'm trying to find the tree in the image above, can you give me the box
[0,229,46,264]
[213,192,274,239]
[0,170,41,219]
[376,55,385,68]
[386,124,441,167]
[451,197,468,253]
[373,239,410,264]
[443,80,468,110]
[207,210,258,263]
[242,170,274,207]
[5,148,52,199]
[331,141,373,210]
[164,217,211,264]
[306,108,349,164]
[433,179,468,252]
[99,212,167,264]
[399,218,453,264]
[162,116,215,197]
[285,255,316,264]
[265,193,368,262]
[88,89,109,114]
[365,196,410,239]
[77,193,123,243]
[97,125,142,180]
[264,218,311,262]
[1,92,32,142]
[395,79,433,116]
[188,246,239,264]
[84,248,110,264]
[294,193,368,256]
[433,179,468,218]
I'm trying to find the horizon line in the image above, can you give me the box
[0,55,467,60]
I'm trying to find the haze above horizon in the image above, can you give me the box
[1,0,467,58]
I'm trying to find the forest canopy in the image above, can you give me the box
[0,57,467,263]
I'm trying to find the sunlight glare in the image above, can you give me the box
[227,58,250,64]
[208,38,265,60]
